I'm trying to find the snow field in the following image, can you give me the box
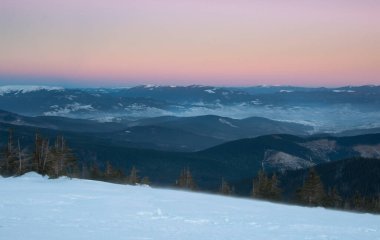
[0,173,379,240]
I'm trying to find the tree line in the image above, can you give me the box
[0,129,149,185]
[1,128,379,213]
[173,166,380,213]
[0,129,77,178]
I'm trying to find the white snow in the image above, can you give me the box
[0,85,64,96]
[218,118,238,128]
[1,173,379,240]
[143,84,157,88]
[333,90,356,93]
[43,103,94,116]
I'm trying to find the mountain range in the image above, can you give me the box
[0,84,379,203]
[0,109,313,151]
[1,115,380,196]
[1,85,380,132]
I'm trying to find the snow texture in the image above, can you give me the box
[0,173,379,240]
[43,103,95,116]
[0,85,63,96]
[333,90,355,93]
[263,150,315,171]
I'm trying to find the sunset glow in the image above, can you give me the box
[0,0,379,86]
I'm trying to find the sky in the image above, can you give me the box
[0,0,379,87]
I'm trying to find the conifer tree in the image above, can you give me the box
[219,178,234,196]
[15,138,31,175]
[89,162,103,180]
[104,161,116,180]
[268,173,281,201]
[141,176,150,185]
[351,191,365,211]
[103,162,126,182]
[48,136,77,178]
[128,166,139,184]
[252,170,282,201]
[32,133,49,174]
[325,187,342,208]
[297,168,326,206]
[176,167,196,190]
[1,128,18,176]
[253,169,269,198]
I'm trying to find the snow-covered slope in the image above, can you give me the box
[0,173,379,240]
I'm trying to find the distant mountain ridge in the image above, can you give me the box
[1,84,379,132]
[0,109,313,151]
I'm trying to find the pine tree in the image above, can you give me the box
[324,187,342,208]
[32,133,41,173]
[219,178,234,196]
[374,196,380,213]
[89,162,103,180]
[176,167,196,190]
[141,176,150,185]
[15,138,31,175]
[351,191,365,211]
[47,136,77,178]
[1,130,31,176]
[1,128,18,176]
[32,133,50,174]
[252,170,282,201]
[268,173,281,201]
[104,161,115,180]
[253,169,268,198]
[297,168,326,206]
[128,166,139,185]
[103,161,125,182]
[253,170,271,198]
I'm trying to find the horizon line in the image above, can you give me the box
[0,83,379,89]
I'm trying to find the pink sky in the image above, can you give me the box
[0,0,379,86]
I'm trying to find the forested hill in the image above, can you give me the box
[1,121,380,190]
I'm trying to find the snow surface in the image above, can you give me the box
[0,85,63,95]
[0,173,379,240]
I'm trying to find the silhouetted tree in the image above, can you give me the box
[351,191,366,211]
[219,178,234,196]
[252,170,281,201]
[324,187,342,208]
[89,162,103,180]
[176,167,196,190]
[48,136,77,178]
[268,173,281,201]
[297,168,326,206]
[141,176,150,185]
[128,166,139,184]
[252,169,269,198]
[0,128,19,176]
